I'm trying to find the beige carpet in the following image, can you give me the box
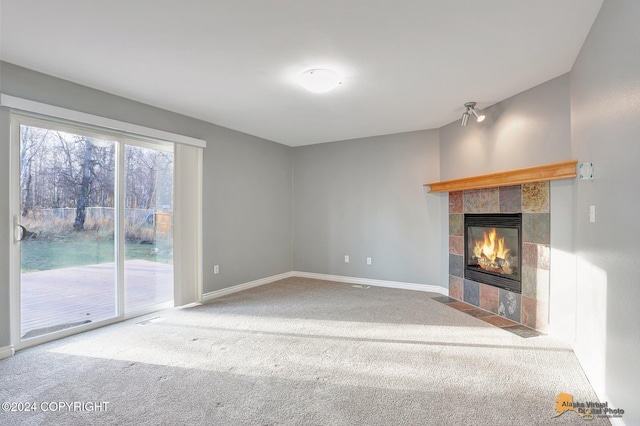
[0,277,609,425]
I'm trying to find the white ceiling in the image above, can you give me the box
[0,0,603,147]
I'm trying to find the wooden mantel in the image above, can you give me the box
[425,160,577,193]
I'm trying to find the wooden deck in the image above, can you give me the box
[21,259,173,339]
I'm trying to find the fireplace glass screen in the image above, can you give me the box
[464,214,521,293]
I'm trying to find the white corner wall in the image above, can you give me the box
[570,0,640,422]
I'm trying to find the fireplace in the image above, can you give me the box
[448,184,551,331]
[464,213,522,293]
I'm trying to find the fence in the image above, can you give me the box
[39,207,170,228]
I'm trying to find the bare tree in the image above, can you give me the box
[20,126,48,216]
[73,138,96,230]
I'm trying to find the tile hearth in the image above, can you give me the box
[432,296,543,338]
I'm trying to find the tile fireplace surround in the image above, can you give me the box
[448,182,550,332]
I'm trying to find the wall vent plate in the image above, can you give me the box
[579,162,594,179]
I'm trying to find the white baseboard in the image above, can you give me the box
[0,345,15,360]
[292,271,449,296]
[201,271,448,302]
[201,271,295,302]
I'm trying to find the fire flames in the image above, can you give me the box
[472,228,513,275]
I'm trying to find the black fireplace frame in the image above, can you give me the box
[464,213,522,294]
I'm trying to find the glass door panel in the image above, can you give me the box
[123,143,174,314]
[19,124,118,340]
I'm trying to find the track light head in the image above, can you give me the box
[470,108,485,122]
[460,112,469,126]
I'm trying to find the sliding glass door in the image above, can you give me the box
[13,117,174,347]
[123,142,174,314]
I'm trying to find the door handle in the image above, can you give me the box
[15,224,27,242]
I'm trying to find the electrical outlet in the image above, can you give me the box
[214,265,219,274]
[366,257,372,265]
[344,255,349,263]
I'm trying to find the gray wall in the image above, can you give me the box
[293,130,443,287]
[203,126,292,290]
[0,62,293,348]
[570,0,640,421]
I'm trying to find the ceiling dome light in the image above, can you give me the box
[299,69,341,93]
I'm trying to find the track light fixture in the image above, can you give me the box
[460,102,485,126]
